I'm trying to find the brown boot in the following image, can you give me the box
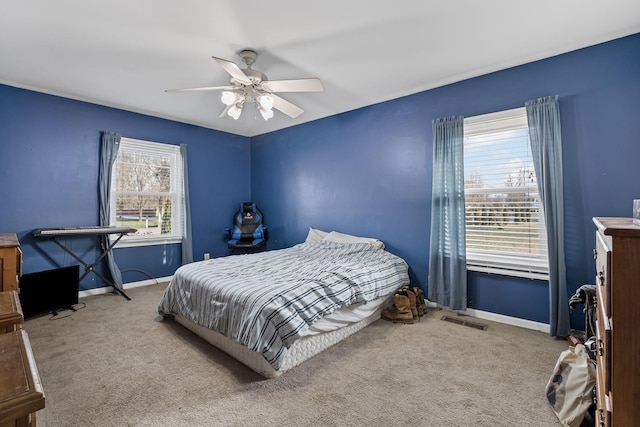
[381,293,414,324]
[412,287,428,316]
[399,288,419,320]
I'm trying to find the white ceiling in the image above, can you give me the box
[1,1,639,137]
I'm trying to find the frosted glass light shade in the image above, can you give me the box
[258,95,274,110]
[221,91,238,106]
[228,104,242,120]
[259,106,274,120]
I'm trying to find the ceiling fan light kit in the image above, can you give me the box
[166,49,323,122]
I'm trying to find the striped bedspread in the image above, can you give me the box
[158,240,409,370]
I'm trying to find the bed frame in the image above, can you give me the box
[175,304,384,378]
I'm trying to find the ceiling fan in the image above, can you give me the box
[165,49,323,121]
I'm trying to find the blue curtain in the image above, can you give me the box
[428,116,467,310]
[180,144,193,264]
[526,96,570,337]
[98,131,123,289]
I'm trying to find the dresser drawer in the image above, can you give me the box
[596,283,612,427]
[595,370,611,427]
[594,231,611,316]
[16,247,22,278]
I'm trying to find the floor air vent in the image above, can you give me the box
[441,316,488,331]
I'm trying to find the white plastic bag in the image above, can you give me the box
[545,344,596,427]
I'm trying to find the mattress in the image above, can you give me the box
[159,240,409,376]
[175,297,387,378]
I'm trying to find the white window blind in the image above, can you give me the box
[110,137,183,247]
[463,107,549,279]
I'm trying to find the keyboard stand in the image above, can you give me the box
[33,227,137,301]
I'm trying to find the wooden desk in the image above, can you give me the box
[0,292,23,333]
[0,330,45,427]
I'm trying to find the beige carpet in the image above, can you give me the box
[23,284,568,427]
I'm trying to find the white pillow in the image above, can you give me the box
[305,227,329,243]
[322,230,385,249]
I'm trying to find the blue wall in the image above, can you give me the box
[251,34,640,327]
[0,85,251,290]
[2,34,638,329]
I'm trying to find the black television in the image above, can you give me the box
[19,265,80,319]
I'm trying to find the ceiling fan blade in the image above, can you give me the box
[262,78,323,93]
[165,85,235,93]
[270,94,304,118]
[212,56,252,85]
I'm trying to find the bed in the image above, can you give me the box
[158,230,410,378]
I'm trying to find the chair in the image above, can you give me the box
[225,202,268,253]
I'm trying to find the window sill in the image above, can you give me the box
[467,264,549,281]
[112,237,182,249]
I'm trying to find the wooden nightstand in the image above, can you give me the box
[0,234,22,293]
[0,330,45,426]
[0,291,23,333]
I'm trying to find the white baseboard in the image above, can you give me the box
[78,279,549,333]
[78,276,173,299]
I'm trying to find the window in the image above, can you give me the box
[110,137,183,247]
[463,108,548,279]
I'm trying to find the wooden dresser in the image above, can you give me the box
[593,217,640,427]
[0,234,22,292]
